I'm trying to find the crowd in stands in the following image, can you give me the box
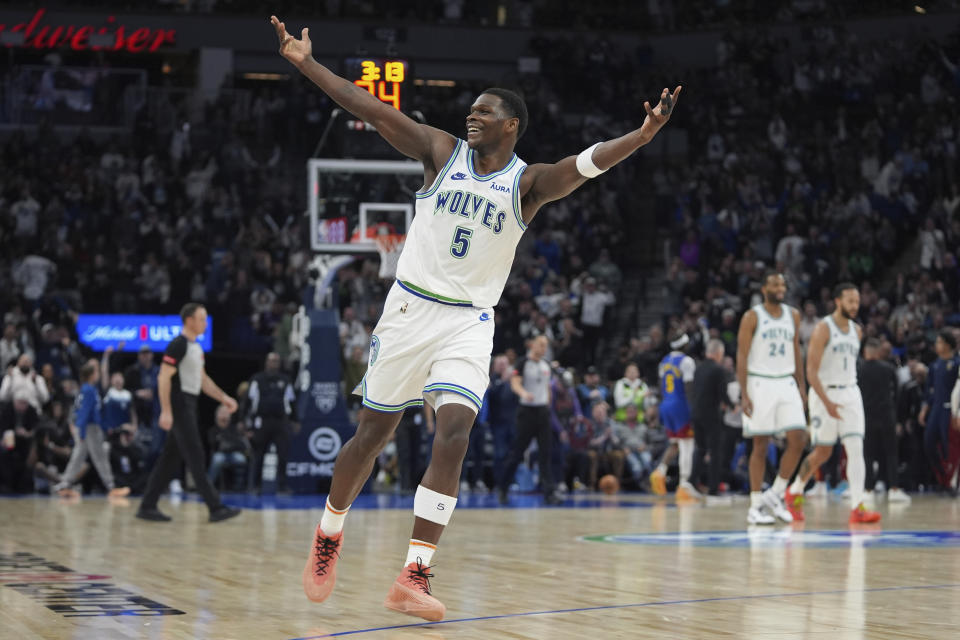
[2,7,960,497]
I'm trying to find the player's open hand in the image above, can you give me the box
[742,393,754,419]
[270,15,312,67]
[640,86,682,138]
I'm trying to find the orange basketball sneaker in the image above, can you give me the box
[383,559,446,621]
[849,503,881,524]
[649,469,667,496]
[784,487,805,522]
[302,525,343,602]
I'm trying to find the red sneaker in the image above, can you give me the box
[302,525,343,603]
[849,503,881,524]
[785,488,805,522]
[383,560,446,622]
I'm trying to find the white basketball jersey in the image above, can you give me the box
[396,139,527,308]
[747,304,797,378]
[818,315,860,385]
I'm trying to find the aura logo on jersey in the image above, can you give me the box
[76,315,212,352]
[581,530,960,548]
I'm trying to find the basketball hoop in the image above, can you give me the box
[375,233,405,279]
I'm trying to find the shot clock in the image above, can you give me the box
[343,57,411,111]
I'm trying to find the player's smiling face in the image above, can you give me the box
[763,274,786,304]
[466,94,513,149]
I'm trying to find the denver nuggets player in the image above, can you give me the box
[786,283,881,524]
[271,16,682,621]
[650,334,699,500]
[736,272,808,525]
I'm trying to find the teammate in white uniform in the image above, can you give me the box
[736,272,808,525]
[271,15,682,621]
[786,283,881,524]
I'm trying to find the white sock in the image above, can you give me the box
[677,439,694,484]
[656,462,667,475]
[750,491,763,508]
[843,438,866,510]
[405,539,437,568]
[319,498,350,535]
[789,477,806,495]
[771,475,788,496]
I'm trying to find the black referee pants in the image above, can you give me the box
[691,418,729,495]
[865,414,899,490]
[499,406,553,495]
[141,393,221,511]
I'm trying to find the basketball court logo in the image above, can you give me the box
[307,427,342,462]
[581,530,960,548]
[370,335,380,366]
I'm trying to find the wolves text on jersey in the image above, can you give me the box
[433,190,507,234]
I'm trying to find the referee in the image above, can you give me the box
[497,336,559,505]
[136,303,241,523]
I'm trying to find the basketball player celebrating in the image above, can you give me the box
[271,16,681,621]
[650,333,699,500]
[785,283,881,524]
[736,272,807,525]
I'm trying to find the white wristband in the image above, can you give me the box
[576,142,607,178]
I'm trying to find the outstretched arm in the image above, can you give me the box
[520,86,681,222]
[270,16,454,172]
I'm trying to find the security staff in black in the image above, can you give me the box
[136,303,241,523]
[858,338,903,496]
[690,339,733,496]
[246,352,297,493]
[497,335,559,505]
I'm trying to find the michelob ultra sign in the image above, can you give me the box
[76,315,212,352]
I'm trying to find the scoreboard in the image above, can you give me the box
[342,57,411,111]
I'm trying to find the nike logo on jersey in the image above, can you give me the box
[479,312,491,322]
[450,172,468,180]
[434,190,506,234]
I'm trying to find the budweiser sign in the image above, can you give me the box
[0,9,176,53]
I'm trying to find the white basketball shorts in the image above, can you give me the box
[808,385,865,446]
[356,280,494,415]
[741,375,807,438]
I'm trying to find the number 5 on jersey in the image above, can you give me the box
[450,226,473,259]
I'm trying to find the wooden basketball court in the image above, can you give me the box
[2,492,958,639]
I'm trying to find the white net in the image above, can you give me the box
[375,234,406,279]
